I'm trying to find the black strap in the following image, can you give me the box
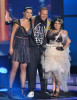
[14,19,21,26]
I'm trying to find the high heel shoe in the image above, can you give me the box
[50,91,55,96]
[12,88,26,99]
[54,91,59,97]
[20,88,26,97]
[8,88,13,99]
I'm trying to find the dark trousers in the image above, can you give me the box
[28,46,47,92]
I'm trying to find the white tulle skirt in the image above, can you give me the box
[41,43,71,92]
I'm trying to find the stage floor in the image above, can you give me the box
[0,74,77,100]
[0,89,77,100]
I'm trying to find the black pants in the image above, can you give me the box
[28,46,47,92]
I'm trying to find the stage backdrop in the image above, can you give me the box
[0,0,9,41]
[63,0,77,66]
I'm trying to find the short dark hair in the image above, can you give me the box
[39,7,48,12]
[23,6,33,12]
[53,17,63,24]
[53,17,63,29]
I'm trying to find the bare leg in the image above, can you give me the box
[56,80,60,92]
[51,74,56,96]
[20,63,27,94]
[52,75,56,92]
[9,60,19,88]
[54,80,60,97]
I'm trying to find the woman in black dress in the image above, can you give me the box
[9,6,32,95]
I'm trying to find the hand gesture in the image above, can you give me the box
[5,10,12,22]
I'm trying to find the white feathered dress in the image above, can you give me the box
[41,30,71,92]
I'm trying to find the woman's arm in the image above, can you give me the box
[5,10,12,21]
[61,30,71,49]
[9,23,19,55]
[5,10,15,25]
[63,37,71,50]
[56,30,71,51]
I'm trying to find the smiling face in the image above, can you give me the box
[39,9,48,21]
[54,21,62,30]
[23,9,33,19]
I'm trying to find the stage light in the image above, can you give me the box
[39,0,45,3]
[0,67,8,74]
[0,88,8,92]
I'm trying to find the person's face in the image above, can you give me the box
[39,10,48,21]
[23,9,32,19]
[54,21,61,30]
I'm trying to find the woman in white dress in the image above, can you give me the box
[41,17,71,97]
